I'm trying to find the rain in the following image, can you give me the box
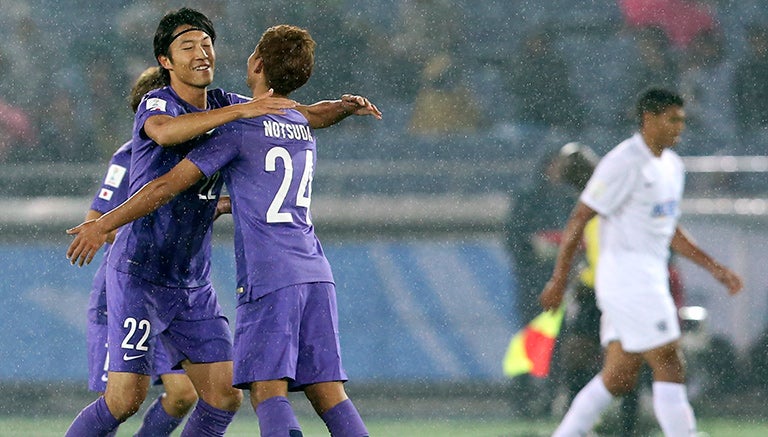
[0,0,767,435]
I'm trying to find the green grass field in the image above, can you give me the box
[4,415,766,436]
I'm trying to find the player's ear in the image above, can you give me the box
[253,57,264,74]
[158,55,173,71]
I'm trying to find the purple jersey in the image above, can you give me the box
[187,109,334,301]
[108,86,231,288]
[87,140,132,324]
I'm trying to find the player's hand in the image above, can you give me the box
[213,196,231,221]
[66,220,109,267]
[241,89,297,118]
[712,265,744,295]
[539,277,567,311]
[340,94,382,119]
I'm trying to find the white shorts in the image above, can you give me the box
[598,289,680,352]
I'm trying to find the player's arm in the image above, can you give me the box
[145,90,296,146]
[83,209,119,244]
[670,226,743,295]
[66,159,204,266]
[539,201,597,311]
[297,94,382,129]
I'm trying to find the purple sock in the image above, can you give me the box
[255,396,302,437]
[64,396,121,437]
[179,398,235,437]
[134,395,185,437]
[321,399,369,437]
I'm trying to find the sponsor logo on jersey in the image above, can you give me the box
[146,97,167,112]
[104,164,127,188]
[99,188,114,201]
[123,352,146,361]
[651,199,678,218]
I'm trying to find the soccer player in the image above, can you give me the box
[539,87,743,437]
[85,66,199,437]
[65,8,376,437]
[66,24,380,437]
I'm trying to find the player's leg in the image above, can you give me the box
[298,283,368,437]
[643,341,697,437]
[64,371,150,437]
[249,379,303,437]
[304,381,368,437]
[553,341,642,437]
[167,284,242,436]
[158,373,198,418]
[233,286,305,436]
[134,366,197,436]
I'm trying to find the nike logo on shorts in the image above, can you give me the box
[123,353,146,361]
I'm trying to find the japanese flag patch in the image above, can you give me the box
[146,97,167,112]
[104,164,127,188]
[98,188,114,201]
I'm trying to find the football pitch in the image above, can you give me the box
[3,415,766,436]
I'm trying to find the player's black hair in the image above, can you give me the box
[635,87,684,125]
[153,8,216,81]
[559,142,599,191]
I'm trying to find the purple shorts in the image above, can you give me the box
[86,320,109,392]
[87,320,185,390]
[106,267,233,375]
[233,282,347,390]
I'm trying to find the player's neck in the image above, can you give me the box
[640,133,665,157]
[171,80,209,109]
[251,84,288,99]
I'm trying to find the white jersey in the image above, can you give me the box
[580,132,685,351]
[581,132,684,271]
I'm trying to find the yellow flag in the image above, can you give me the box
[503,306,565,378]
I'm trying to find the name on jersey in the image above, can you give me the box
[263,120,313,141]
[651,199,678,218]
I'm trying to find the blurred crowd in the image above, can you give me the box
[1,0,767,164]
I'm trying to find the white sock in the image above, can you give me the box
[553,375,613,437]
[653,381,697,437]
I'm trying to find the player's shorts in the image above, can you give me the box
[86,318,109,393]
[149,336,186,385]
[106,267,232,375]
[233,282,347,390]
[597,286,680,353]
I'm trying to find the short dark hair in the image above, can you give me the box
[128,66,168,113]
[636,87,684,125]
[255,25,315,95]
[153,8,216,81]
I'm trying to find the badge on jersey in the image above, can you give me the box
[146,97,167,112]
[104,164,127,188]
[99,188,114,201]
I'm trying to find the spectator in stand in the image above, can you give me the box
[679,28,737,155]
[617,26,681,130]
[618,0,718,51]
[0,98,36,162]
[408,52,481,136]
[504,25,586,159]
[733,22,768,155]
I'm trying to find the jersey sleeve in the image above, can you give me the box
[134,88,180,140]
[579,154,638,216]
[185,123,240,178]
[89,147,131,213]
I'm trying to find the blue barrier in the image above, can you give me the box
[0,238,519,382]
